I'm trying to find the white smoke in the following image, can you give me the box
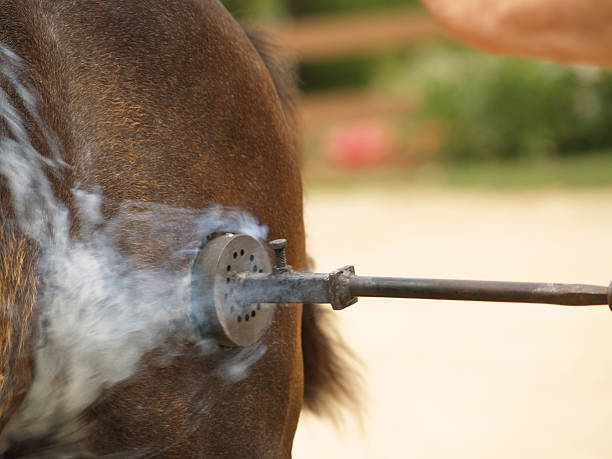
[0,44,269,451]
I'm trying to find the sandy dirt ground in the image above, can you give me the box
[293,188,612,459]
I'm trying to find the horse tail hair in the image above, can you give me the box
[244,27,363,423]
[301,303,363,423]
[242,27,298,140]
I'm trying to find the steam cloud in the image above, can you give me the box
[0,44,268,451]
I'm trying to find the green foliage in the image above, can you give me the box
[300,54,392,92]
[403,50,612,162]
[287,0,421,16]
[221,0,286,20]
[222,0,421,19]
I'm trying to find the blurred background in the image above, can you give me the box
[222,2,612,458]
[223,0,612,188]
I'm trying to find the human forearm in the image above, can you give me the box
[422,0,612,66]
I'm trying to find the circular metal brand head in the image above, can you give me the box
[190,233,274,347]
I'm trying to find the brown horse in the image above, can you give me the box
[0,1,356,456]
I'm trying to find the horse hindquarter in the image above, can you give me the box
[0,0,305,456]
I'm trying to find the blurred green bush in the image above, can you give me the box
[300,54,392,92]
[222,0,421,19]
[221,0,286,20]
[397,49,612,162]
[287,0,420,16]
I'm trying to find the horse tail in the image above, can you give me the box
[245,28,362,422]
[301,303,362,422]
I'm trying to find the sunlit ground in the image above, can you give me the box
[294,185,612,459]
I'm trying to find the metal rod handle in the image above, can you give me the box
[234,268,612,310]
[348,276,609,306]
